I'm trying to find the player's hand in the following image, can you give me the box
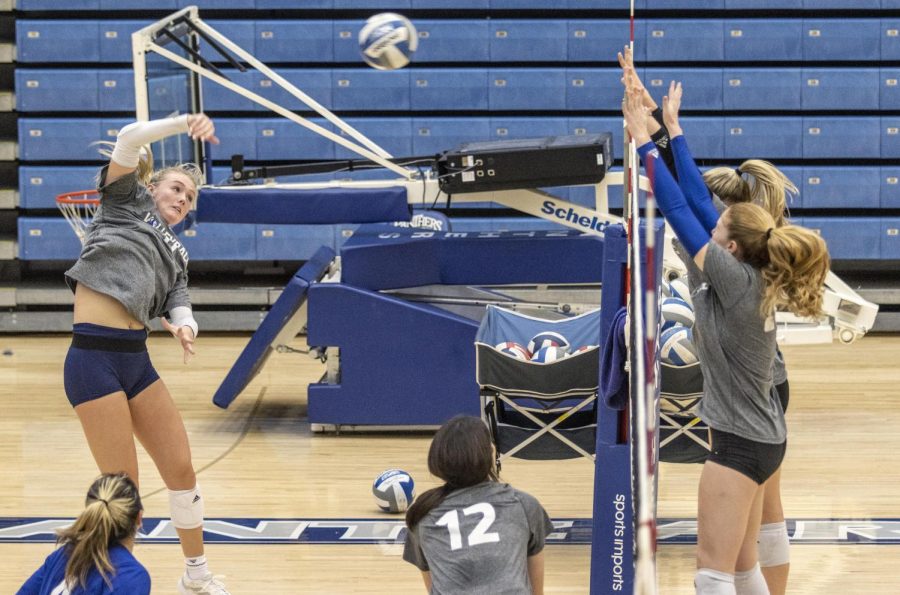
[622,85,652,145]
[161,317,196,364]
[186,113,220,145]
[617,46,657,110]
[662,81,683,135]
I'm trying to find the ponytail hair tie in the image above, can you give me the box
[766,228,773,240]
[96,498,109,507]
[735,167,743,177]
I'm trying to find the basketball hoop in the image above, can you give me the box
[56,190,100,244]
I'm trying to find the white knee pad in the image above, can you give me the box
[695,568,736,595]
[735,563,769,595]
[168,485,204,530]
[758,521,790,567]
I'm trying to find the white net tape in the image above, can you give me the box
[56,193,99,245]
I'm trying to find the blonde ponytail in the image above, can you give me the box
[762,225,830,319]
[704,160,796,228]
[725,203,829,319]
[57,473,142,590]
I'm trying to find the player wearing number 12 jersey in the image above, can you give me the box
[403,416,553,594]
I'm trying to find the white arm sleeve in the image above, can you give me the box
[111,115,191,169]
[168,306,199,339]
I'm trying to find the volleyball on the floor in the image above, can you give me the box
[661,297,694,332]
[358,13,418,70]
[372,469,415,513]
[660,326,698,366]
[531,345,568,364]
[667,276,692,307]
[495,341,531,361]
[527,331,570,354]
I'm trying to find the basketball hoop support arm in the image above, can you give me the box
[131,6,414,180]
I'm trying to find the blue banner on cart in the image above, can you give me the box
[2,517,899,545]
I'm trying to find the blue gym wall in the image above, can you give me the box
[13,1,900,262]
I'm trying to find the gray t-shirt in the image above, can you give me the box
[683,243,786,443]
[403,481,553,595]
[674,195,788,385]
[65,169,191,328]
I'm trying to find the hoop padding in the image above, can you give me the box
[56,190,100,244]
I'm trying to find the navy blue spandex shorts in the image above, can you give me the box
[63,323,160,407]
[707,428,786,485]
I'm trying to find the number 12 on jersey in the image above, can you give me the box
[436,502,501,551]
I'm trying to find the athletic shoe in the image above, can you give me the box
[178,573,230,595]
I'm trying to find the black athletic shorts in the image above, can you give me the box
[707,428,786,485]
[775,380,789,414]
[64,323,159,407]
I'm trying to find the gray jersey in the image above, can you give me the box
[673,194,788,386]
[687,243,786,443]
[403,482,553,595]
[65,169,191,328]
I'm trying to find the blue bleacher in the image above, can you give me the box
[724,20,802,62]
[489,20,568,63]
[411,117,492,156]
[13,9,900,263]
[256,118,334,161]
[180,223,257,260]
[19,167,100,210]
[489,69,567,111]
[884,118,900,159]
[332,69,410,111]
[724,117,803,160]
[646,20,725,62]
[723,69,802,111]
[883,219,900,259]
[803,118,881,159]
[566,69,629,112]
[568,21,646,63]
[802,68,880,111]
[411,70,489,111]
[802,20,881,61]
[882,69,900,109]
[644,69,723,111]
[804,217,881,260]
[801,167,881,210]
[884,168,900,209]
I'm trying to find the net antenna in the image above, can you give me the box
[624,0,660,592]
[132,6,413,179]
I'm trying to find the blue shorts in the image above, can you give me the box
[64,323,160,407]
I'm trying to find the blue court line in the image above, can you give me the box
[2,518,899,545]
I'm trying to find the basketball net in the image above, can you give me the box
[625,1,660,593]
[56,191,100,245]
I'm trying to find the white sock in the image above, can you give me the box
[735,563,769,595]
[185,555,209,580]
[695,568,736,595]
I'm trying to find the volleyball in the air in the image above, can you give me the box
[660,326,699,366]
[358,13,418,70]
[495,341,531,361]
[372,469,416,513]
[660,297,695,332]
[531,345,568,363]
[527,331,570,354]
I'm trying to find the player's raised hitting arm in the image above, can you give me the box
[105,114,219,186]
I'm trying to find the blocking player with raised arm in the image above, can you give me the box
[62,114,229,594]
[403,415,554,594]
[19,473,149,595]
[619,47,797,595]
[622,78,829,594]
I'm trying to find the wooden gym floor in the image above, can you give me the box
[1,333,898,593]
